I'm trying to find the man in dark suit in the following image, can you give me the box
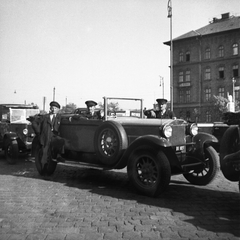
[32,101,65,165]
[84,100,103,119]
[144,98,176,119]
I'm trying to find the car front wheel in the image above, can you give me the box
[5,140,18,164]
[127,149,171,197]
[183,146,219,185]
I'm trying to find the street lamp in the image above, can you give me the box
[159,76,164,98]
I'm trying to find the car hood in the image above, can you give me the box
[111,117,187,126]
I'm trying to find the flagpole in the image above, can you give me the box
[167,0,173,111]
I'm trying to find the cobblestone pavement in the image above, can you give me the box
[0,154,239,240]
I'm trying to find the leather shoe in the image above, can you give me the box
[57,156,65,163]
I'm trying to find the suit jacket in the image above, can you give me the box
[155,109,176,119]
[32,113,62,147]
[144,109,175,119]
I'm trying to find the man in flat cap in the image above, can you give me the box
[32,101,65,169]
[144,98,176,119]
[84,100,103,119]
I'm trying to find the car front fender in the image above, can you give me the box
[114,135,173,169]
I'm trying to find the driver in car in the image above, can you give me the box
[84,100,103,119]
[144,98,176,119]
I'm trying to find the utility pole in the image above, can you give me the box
[167,0,173,111]
[53,87,55,101]
[43,96,46,111]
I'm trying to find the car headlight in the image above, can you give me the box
[162,125,172,138]
[23,128,28,135]
[189,123,198,136]
[30,133,36,138]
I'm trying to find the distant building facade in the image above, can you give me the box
[164,13,240,122]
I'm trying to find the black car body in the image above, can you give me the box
[0,104,39,164]
[197,122,234,152]
[34,97,219,197]
[219,112,240,192]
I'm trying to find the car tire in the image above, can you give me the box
[219,126,240,181]
[35,145,57,176]
[183,146,219,185]
[94,121,128,166]
[5,140,18,164]
[127,149,171,197]
[239,176,240,193]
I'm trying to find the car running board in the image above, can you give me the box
[57,160,112,170]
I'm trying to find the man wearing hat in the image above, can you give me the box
[32,101,65,166]
[144,98,176,119]
[84,100,103,119]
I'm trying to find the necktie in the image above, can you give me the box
[52,114,56,124]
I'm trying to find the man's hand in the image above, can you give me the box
[150,110,156,118]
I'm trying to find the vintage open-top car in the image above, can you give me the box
[35,97,219,197]
[0,104,39,164]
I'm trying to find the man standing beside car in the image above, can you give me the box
[32,101,65,165]
[144,98,176,119]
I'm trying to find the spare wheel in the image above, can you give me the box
[94,121,128,166]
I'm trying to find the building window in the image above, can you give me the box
[179,89,190,103]
[219,66,224,79]
[205,88,211,101]
[218,87,224,97]
[233,43,238,55]
[179,71,183,82]
[186,51,190,62]
[185,70,190,82]
[233,64,239,77]
[206,111,212,123]
[186,90,190,102]
[205,48,211,59]
[179,52,183,62]
[218,45,224,57]
[204,67,211,80]
[179,90,184,103]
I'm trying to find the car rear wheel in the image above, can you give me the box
[127,149,171,197]
[183,146,218,185]
[35,145,57,176]
[5,140,18,164]
[94,121,128,166]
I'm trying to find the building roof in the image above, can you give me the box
[0,104,36,109]
[164,13,240,44]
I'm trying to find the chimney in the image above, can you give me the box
[221,12,230,19]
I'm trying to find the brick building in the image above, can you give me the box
[164,13,240,123]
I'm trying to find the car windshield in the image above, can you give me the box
[103,97,144,119]
[9,108,40,123]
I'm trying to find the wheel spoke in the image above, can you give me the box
[100,129,118,157]
[136,155,158,186]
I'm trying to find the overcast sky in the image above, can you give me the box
[0,0,239,110]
